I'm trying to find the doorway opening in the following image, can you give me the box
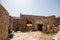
[37,24,43,31]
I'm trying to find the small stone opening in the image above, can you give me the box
[27,20,32,24]
[37,24,43,31]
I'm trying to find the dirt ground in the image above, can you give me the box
[11,31,55,40]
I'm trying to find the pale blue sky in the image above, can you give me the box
[0,0,60,17]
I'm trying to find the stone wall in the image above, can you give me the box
[0,4,9,40]
[20,14,57,33]
[13,17,19,31]
[46,16,56,33]
[8,16,13,33]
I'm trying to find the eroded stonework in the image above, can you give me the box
[13,17,19,31]
[0,4,9,40]
[20,14,57,33]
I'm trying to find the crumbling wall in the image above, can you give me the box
[13,17,19,31]
[46,16,56,33]
[8,16,13,33]
[0,4,9,40]
[20,15,27,31]
[20,14,57,33]
[33,16,47,31]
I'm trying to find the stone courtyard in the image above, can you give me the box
[11,31,55,40]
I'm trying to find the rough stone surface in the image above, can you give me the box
[53,31,60,40]
[11,31,54,40]
[8,16,13,33]
[20,14,56,33]
[13,17,19,31]
[0,4,9,40]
